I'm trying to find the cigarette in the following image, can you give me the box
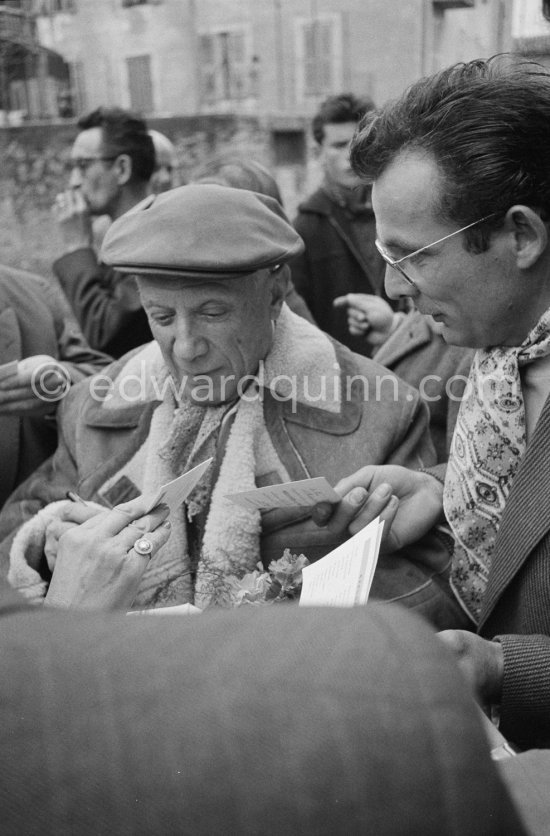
[66,490,88,505]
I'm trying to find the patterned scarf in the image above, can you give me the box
[444,306,550,622]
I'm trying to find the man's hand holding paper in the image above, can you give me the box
[311,480,399,539]
[312,464,444,556]
[226,475,401,560]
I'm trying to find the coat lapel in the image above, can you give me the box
[479,392,550,627]
[374,313,432,369]
[327,214,382,290]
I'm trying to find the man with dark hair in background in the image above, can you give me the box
[53,107,156,358]
[290,93,392,356]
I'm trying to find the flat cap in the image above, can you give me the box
[101,183,304,278]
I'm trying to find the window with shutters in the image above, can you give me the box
[126,54,153,113]
[199,26,252,103]
[295,13,343,102]
[68,59,86,113]
[33,0,76,12]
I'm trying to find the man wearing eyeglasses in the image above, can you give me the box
[52,107,156,358]
[325,54,550,751]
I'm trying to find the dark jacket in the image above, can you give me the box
[478,393,550,750]
[0,264,110,507]
[427,394,550,750]
[53,247,152,358]
[291,187,390,355]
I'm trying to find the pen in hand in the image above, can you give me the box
[66,490,87,505]
[66,490,164,533]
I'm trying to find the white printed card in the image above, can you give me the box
[225,476,339,511]
[141,457,213,515]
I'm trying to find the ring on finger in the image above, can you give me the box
[133,537,153,557]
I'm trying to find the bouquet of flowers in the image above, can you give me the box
[212,550,310,608]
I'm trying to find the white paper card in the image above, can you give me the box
[299,517,384,608]
[128,603,202,616]
[0,360,18,381]
[141,457,213,514]
[225,476,339,511]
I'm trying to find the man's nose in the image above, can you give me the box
[69,166,83,189]
[384,265,417,301]
[173,319,208,361]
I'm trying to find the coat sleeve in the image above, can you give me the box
[0,385,82,579]
[53,247,144,354]
[495,633,550,749]
[385,391,437,471]
[40,277,111,382]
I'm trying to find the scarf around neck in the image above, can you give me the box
[444,305,550,622]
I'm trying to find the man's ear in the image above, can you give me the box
[269,264,291,320]
[114,154,133,186]
[312,137,325,162]
[505,205,548,269]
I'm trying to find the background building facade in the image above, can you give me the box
[512,0,550,65]
[0,0,70,121]
[2,0,538,277]
[33,0,513,121]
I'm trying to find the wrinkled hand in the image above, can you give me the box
[0,356,71,416]
[52,188,93,253]
[438,630,504,704]
[310,480,398,544]
[44,503,104,572]
[311,465,444,555]
[333,294,397,347]
[45,497,172,611]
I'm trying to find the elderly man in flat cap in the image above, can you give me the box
[0,185,457,621]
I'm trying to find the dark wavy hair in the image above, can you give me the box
[312,93,376,145]
[78,107,155,183]
[350,55,550,251]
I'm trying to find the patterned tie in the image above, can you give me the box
[444,307,550,622]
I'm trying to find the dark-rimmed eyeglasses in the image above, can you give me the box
[375,213,499,288]
[68,156,118,173]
